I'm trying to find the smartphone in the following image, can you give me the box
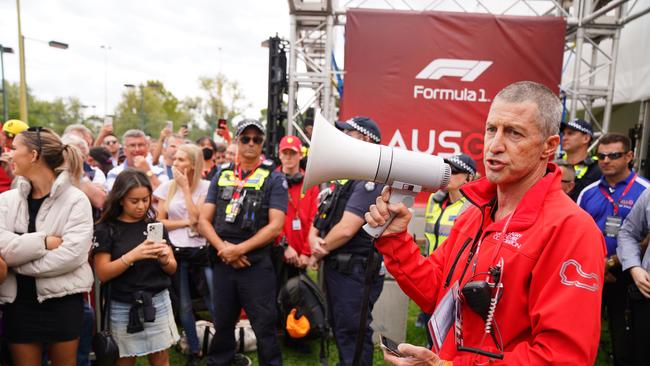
[104,116,113,128]
[147,222,164,243]
[380,334,405,358]
[165,121,173,131]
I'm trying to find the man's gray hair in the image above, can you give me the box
[63,124,93,137]
[493,81,562,139]
[122,129,146,141]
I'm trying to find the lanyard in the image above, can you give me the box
[287,187,302,220]
[232,163,261,200]
[599,173,636,216]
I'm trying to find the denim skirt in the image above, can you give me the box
[110,289,180,357]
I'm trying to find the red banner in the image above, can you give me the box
[341,9,566,175]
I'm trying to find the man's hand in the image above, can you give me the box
[284,245,299,267]
[310,236,329,260]
[298,254,310,269]
[365,186,412,237]
[133,155,151,172]
[160,127,172,140]
[218,241,245,264]
[383,343,448,366]
[630,267,650,298]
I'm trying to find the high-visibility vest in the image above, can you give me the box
[423,193,471,255]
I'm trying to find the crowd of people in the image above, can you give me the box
[0,79,648,366]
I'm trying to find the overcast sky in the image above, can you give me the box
[0,0,290,120]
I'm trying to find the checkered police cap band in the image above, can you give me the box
[345,119,380,143]
[567,120,592,136]
[447,156,476,176]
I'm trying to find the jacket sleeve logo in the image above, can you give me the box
[559,259,600,292]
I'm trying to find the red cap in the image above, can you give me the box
[279,135,302,153]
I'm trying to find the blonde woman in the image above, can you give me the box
[0,127,94,366]
[153,143,214,365]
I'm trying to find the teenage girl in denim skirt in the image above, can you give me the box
[93,169,179,366]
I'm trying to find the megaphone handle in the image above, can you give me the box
[363,189,417,239]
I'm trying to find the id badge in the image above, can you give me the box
[605,216,623,237]
[292,218,301,231]
[221,186,235,200]
[428,281,459,353]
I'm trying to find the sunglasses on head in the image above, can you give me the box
[597,151,626,160]
[239,136,264,145]
[27,126,44,156]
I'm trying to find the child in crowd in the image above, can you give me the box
[93,169,178,366]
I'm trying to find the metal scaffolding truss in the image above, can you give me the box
[286,0,650,141]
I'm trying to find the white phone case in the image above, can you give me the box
[147,222,164,243]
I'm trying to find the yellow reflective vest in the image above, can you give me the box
[423,192,472,255]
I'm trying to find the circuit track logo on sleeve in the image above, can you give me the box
[413,58,492,103]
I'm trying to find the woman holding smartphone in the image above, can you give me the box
[93,169,178,366]
[154,143,213,365]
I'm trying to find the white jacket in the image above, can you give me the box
[0,172,94,303]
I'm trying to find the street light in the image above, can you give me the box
[16,0,69,123]
[1,45,14,122]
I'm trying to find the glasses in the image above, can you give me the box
[597,151,626,160]
[239,136,264,145]
[104,140,119,145]
[451,168,464,175]
[561,179,574,184]
[27,126,44,156]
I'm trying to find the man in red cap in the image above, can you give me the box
[276,135,319,277]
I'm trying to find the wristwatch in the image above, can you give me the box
[146,170,154,177]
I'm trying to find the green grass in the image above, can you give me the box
[133,298,612,365]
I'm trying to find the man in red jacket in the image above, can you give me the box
[366,81,605,365]
[276,135,319,275]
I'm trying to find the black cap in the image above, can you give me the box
[444,154,477,176]
[561,118,593,137]
[335,116,381,144]
[236,119,266,137]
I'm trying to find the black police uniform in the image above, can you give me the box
[568,156,601,201]
[315,179,384,366]
[205,161,288,366]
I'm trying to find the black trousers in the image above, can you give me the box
[603,280,634,366]
[207,256,282,366]
[629,286,650,366]
[324,257,384,366]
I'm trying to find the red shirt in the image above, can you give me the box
[376,163,605,365]
[0,166,11,194]
[278,174,319,256]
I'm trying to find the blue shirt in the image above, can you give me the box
[577,171,650,256]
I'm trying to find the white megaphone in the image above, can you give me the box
[304,114,451,238]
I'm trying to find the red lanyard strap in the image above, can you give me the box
[599,173,637,216]
[233,163,261,199]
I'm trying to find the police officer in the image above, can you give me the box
[423,153,476,255]
[308,116,384,366]
[198,119,288,366]
[560,118,601,201]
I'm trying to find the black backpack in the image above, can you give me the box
[277,273,329,365]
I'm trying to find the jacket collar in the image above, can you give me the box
[15,171,72,200]
[460,162,562,232]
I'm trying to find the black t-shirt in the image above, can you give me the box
[93,220,172,303]
[15,194,49,304]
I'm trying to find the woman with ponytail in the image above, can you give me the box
[0,127,94,365]
[153,143,213,365]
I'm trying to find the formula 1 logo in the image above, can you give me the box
[415,59,493,82]
[559,259,600,292]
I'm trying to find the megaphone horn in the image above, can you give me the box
[304,115,451,238]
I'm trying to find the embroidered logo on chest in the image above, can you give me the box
[492,232,523,249]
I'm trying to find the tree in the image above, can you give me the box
[1,82,92,135]
[197,73,251,131]
[113,80,193,138]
